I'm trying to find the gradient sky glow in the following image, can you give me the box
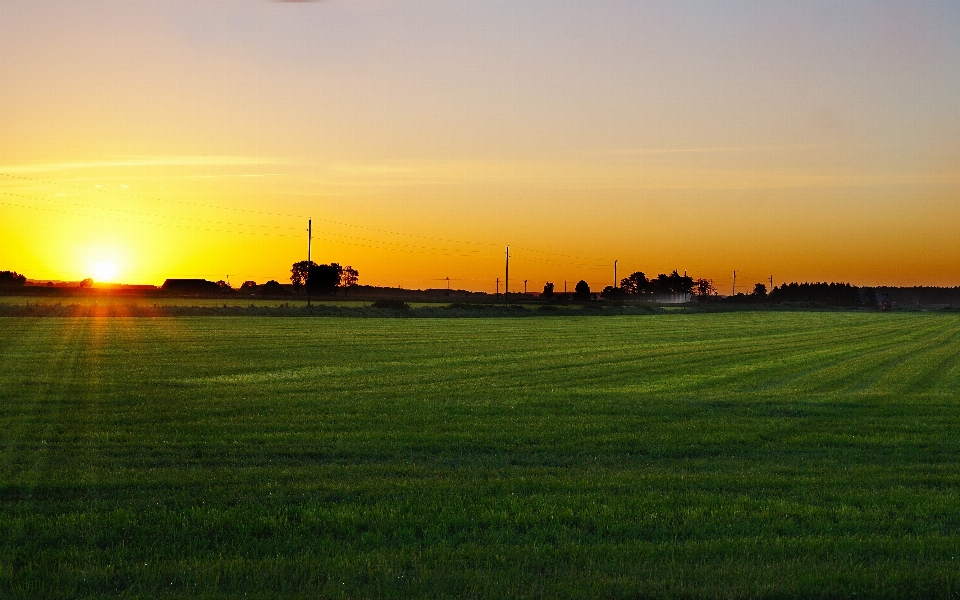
[2,0,959,291]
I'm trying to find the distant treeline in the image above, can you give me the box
[768,282,865,307]
[7,266,960,308]
[0,271,26,286]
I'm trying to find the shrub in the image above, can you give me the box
[372,299,411,310]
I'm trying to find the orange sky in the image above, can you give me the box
[2,1,959,292]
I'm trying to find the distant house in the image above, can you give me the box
[161,279,221,294]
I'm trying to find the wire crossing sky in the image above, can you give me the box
[1,0,959,290]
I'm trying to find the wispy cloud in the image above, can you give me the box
[0,156,276,174]
[604,144,823,155]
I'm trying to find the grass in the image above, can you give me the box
[2,313,960,598]
[0,295,366,308]
[0,300,657,318]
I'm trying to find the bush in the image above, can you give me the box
[371,299,411,310]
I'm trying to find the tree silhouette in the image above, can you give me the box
[620,272,649,295]
[600,285,625,300]
[342,266,359,288]
[542,282,554,298]
[694,278,716,298]
[652,271,694,295]
[769,282,861,307]
[260,280,286,295]
[574,280,591,300]
[0,271,26,286]
[307,263,343,295]
[290,261,316,291]
[752,283,767,298]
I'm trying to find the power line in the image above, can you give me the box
[1,173,648,272]
[0,191,491,257]
[1,172,623,262]
[0,199,492,258]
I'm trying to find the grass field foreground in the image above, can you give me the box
[2,313,960,598]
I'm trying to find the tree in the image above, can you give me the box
[0,271,26,286]
[652,270,694,295]
[216,280,232,290]
[78,278,93,288]
[620,272,649,295]
[290,260,317,291]
[769,282,861,307]
[574,280,591,300]
[694,278,716,298]
[341,266,359,288]
[307,263,343,295]
[542,282,554,298]
[752,283,767,298]
[600,285,625,300]
[240,280,256,290]
[260,280,287,295]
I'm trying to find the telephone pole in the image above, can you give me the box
[732,270,737,297]
[614,260,618,288]
[446,276,450,290]
[307,219,313,307]
[496,277,500,298]
[524,280,528,294]
[505,246,510,306]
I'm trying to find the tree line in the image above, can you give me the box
[538,270,717,301]
[0,271,26,286]
[537,270,880,307]
[0,266,910,308]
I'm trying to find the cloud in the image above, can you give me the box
[603,144,823,155]
[0,156,276,174]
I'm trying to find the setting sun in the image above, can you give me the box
[92,260,117,282]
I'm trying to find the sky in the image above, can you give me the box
[1,0,959,292]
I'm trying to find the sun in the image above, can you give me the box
[93,260,117,282]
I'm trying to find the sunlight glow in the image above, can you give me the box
[93,261,117,282]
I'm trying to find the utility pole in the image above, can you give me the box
[614,260,618,288]
[564,280,567,295]
[446,276,450,290]
[524,280,528,294]
[505,246,510,306]
[732,270,737,297]
[496,277,500,298]
[307,219,313,307]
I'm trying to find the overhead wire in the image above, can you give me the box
[1,172,659,273]
[0,197,490,258]
[1,172,619,262]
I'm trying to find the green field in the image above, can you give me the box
[2,313,960,598]
[0,295,362,308]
